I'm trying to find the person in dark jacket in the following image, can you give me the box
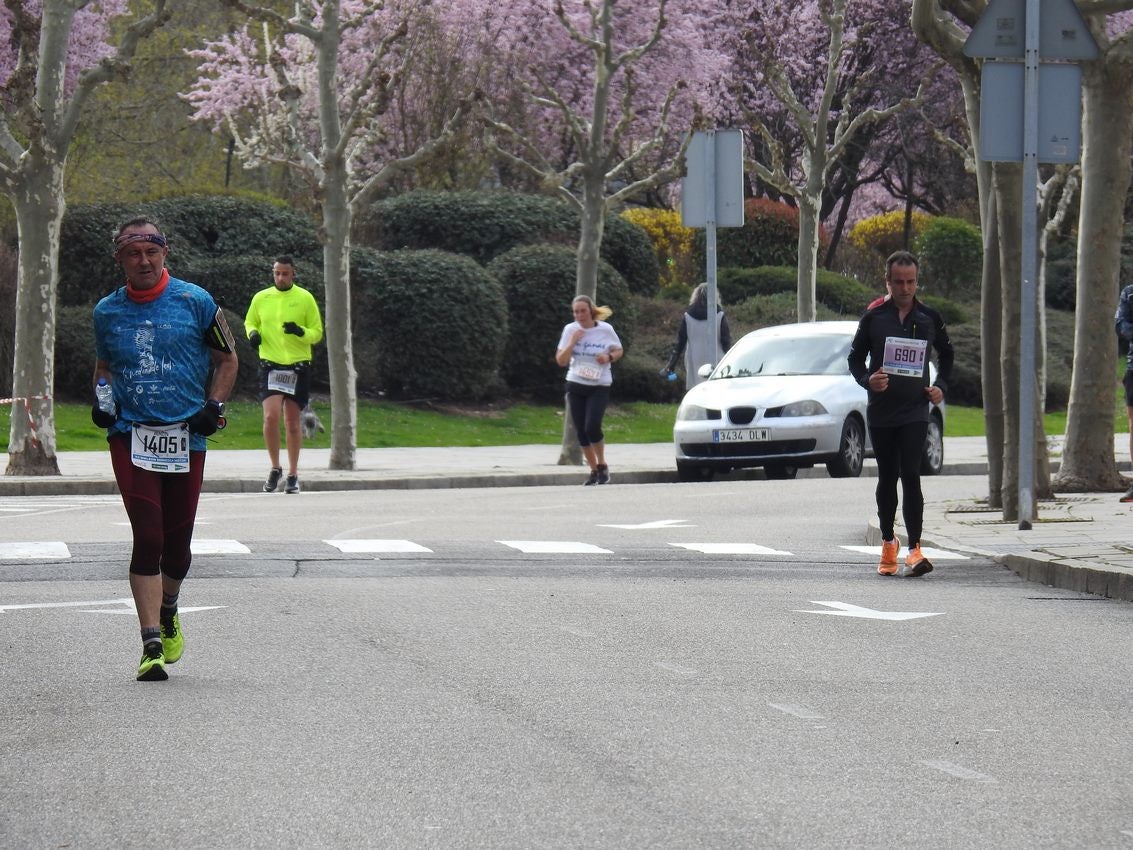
[663,282,733,389]
[848,250,954,578]
[1115,283,1133,502]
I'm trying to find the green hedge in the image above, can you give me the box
[58,196,320,307]
[487,244,635,401]
[175,255,323,318]
[353,249,508,401]
[364,189,660,295]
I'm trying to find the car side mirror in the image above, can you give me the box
[697,363,714,378]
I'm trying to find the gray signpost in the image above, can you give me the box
[964,0,1097,528]
[681,130,745,370]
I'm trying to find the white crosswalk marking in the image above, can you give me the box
[190,539,251,555]
[670,543,794,555]
[325,539,433,553]
[840,545,968,560]
[498,540,613,554]
[0,542,70,559]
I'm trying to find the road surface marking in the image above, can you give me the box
[769,703,826,720]
[920,760,996,782]
[671,543,794,555]
[840,545,968,560]
[797,601,944,621]
[599,519,695,529]
[191,539,251,555]
[0,542,70,559]
[498,540,613,554]
[325,539,433,553]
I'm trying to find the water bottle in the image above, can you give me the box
[95,378,117,417]
[665,371,678,382]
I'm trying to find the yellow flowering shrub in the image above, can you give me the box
[621,207,698,289]
[848,210,931,257]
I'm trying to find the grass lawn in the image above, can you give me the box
[5,398,1127,453]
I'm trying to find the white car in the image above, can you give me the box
[673,321,945,481]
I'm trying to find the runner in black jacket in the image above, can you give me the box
[848,250,954,578]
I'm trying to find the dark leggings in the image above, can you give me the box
[109,434,206,580]
[566,383,610,447]
[869,421,928,546]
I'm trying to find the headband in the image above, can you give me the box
[113,232,168,254]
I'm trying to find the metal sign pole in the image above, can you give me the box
[1017,0,1041,529]
[705,131,719,366]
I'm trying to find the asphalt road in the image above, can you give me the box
[2,479,1131,849]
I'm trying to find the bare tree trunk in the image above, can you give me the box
[1053,62,1133,491]
[5,163,63,476]
[323,175,358,471]
[796,193,820,323]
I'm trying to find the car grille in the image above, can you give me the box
[728,407,758,425]
[679,439,817,458]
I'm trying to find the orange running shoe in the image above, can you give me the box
[877,537,900,575]
[904,544,934,577]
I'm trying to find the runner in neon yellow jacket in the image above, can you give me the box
[243,256,324,494]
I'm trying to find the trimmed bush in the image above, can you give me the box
[914,216,982,299]
[716,266,876,315]
[58,196,320,307]
[694,198,828,270]
[487,244,635,401]
[364,189,659,294]
[175,255,323,318]
[353,249,508,401]
[53,306,97,403]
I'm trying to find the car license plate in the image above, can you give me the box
[713,428,770,443]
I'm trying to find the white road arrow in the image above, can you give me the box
[598,519,695,529]
[797,601,944,621]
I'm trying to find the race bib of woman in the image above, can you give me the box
[575,363,602,381]
[131,423,190,473]
[882,336,928,377]
[267,368,299,394]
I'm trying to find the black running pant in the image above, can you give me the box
[869,421,928,546]
[109,433,206,580]
[565,382,610,447]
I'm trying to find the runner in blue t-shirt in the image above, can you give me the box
[92,217,238,682]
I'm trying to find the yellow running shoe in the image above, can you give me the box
[904,544,934,577]
[136,643,168,682]
[878,537,900,575]
[161,613,184,664]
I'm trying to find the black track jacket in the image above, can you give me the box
[847,298,954,428]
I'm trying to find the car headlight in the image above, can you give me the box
[676,402,709,421]
[778,400,827,417]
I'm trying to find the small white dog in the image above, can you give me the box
[301,405,325,439]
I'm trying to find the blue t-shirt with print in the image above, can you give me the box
[94,277,219,452]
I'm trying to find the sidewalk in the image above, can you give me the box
[3,436,1131,602]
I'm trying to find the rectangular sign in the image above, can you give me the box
[978,62,1082,163]
[681,130,746,228]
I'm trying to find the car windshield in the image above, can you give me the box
[711,333,852,379]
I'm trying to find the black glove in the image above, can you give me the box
[249,330,262,347]
[282,321,304,337]
[91,404,117,428]
[186,402,221,436]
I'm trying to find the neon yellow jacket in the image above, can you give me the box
[244,284,324,365]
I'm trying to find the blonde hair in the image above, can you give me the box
[572,294,613,322]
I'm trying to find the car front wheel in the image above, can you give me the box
[827,417,865,478]
[921,414,944,475]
